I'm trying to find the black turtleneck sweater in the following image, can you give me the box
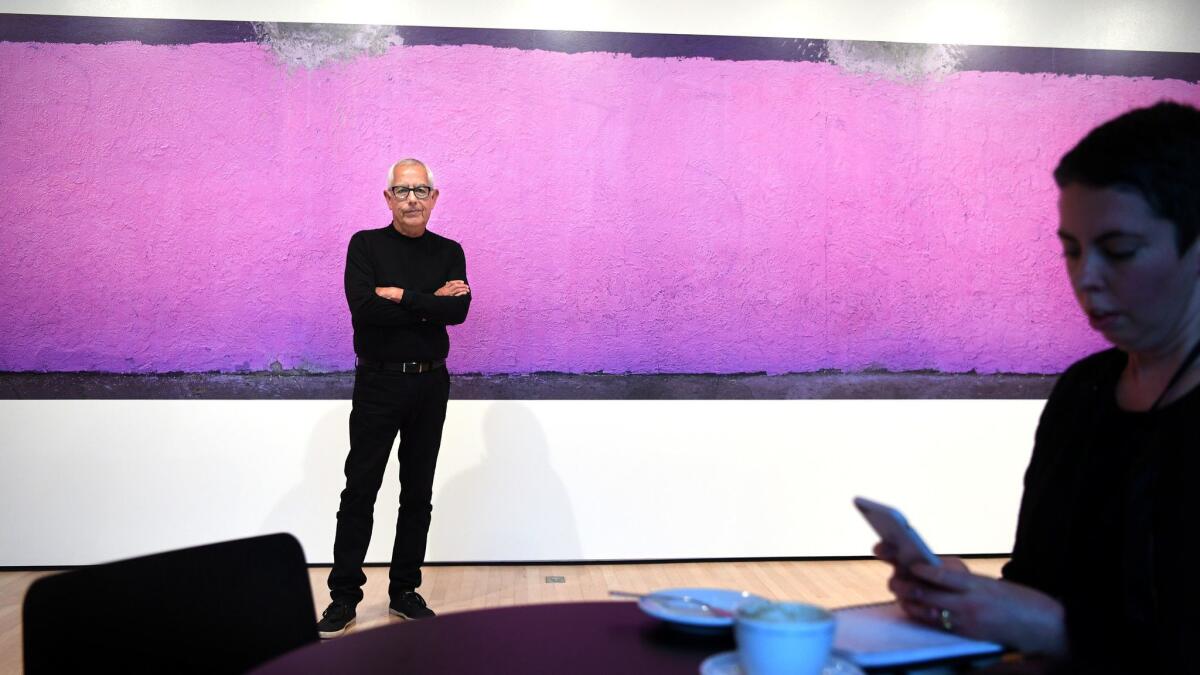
[344,224,470,362]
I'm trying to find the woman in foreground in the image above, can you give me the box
[879,101,1200,673]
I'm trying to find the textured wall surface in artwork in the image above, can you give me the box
[2,34,1196,374]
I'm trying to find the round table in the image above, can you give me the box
[252,601,735,674]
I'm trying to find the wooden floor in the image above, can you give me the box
[0,558,1006,674]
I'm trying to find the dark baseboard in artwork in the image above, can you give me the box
[0,370,1056,400]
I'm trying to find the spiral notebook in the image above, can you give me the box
[832,602,1004,668]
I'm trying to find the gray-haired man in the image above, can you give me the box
[318,159,470,638]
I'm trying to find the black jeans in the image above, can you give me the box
[328,365,450,605]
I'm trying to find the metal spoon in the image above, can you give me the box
[608,590,737,618]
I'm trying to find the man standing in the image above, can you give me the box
[317,159,471,638]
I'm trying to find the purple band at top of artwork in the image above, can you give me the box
[0,14,1197,81]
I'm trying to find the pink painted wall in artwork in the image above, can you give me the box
[1,41,1195,374]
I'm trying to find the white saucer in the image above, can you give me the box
[638,587,764,628]
[699,651,866,675]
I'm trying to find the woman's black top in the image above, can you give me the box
[1003,348,1199,673]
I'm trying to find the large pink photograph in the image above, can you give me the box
[2,17,1197,391]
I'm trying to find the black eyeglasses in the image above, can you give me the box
[390,185,433,200]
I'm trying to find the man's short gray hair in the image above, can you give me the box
[386,158,436,189]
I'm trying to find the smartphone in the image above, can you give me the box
[853,496,941,569]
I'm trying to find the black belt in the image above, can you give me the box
[356,358,445,373]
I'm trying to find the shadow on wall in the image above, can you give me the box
[259,404,358,565]
[428,401,580,562]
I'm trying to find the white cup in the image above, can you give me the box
[735,600,835,675]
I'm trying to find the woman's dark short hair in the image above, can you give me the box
[1054,101,1200,254]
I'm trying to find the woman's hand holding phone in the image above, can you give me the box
[857,497,1068,657]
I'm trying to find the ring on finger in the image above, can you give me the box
[939,608,954,632]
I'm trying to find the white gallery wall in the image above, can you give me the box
[2,0,1197,567]
[1,400,1042,566]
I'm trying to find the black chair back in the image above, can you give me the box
[23,532,317,674]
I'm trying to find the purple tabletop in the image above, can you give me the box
[251,601,734,674]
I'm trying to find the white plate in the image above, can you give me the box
[637,587,763,628]
[700,650,866,675]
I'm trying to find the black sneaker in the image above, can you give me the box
[316,602,356,638]
[389,590,436,619]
